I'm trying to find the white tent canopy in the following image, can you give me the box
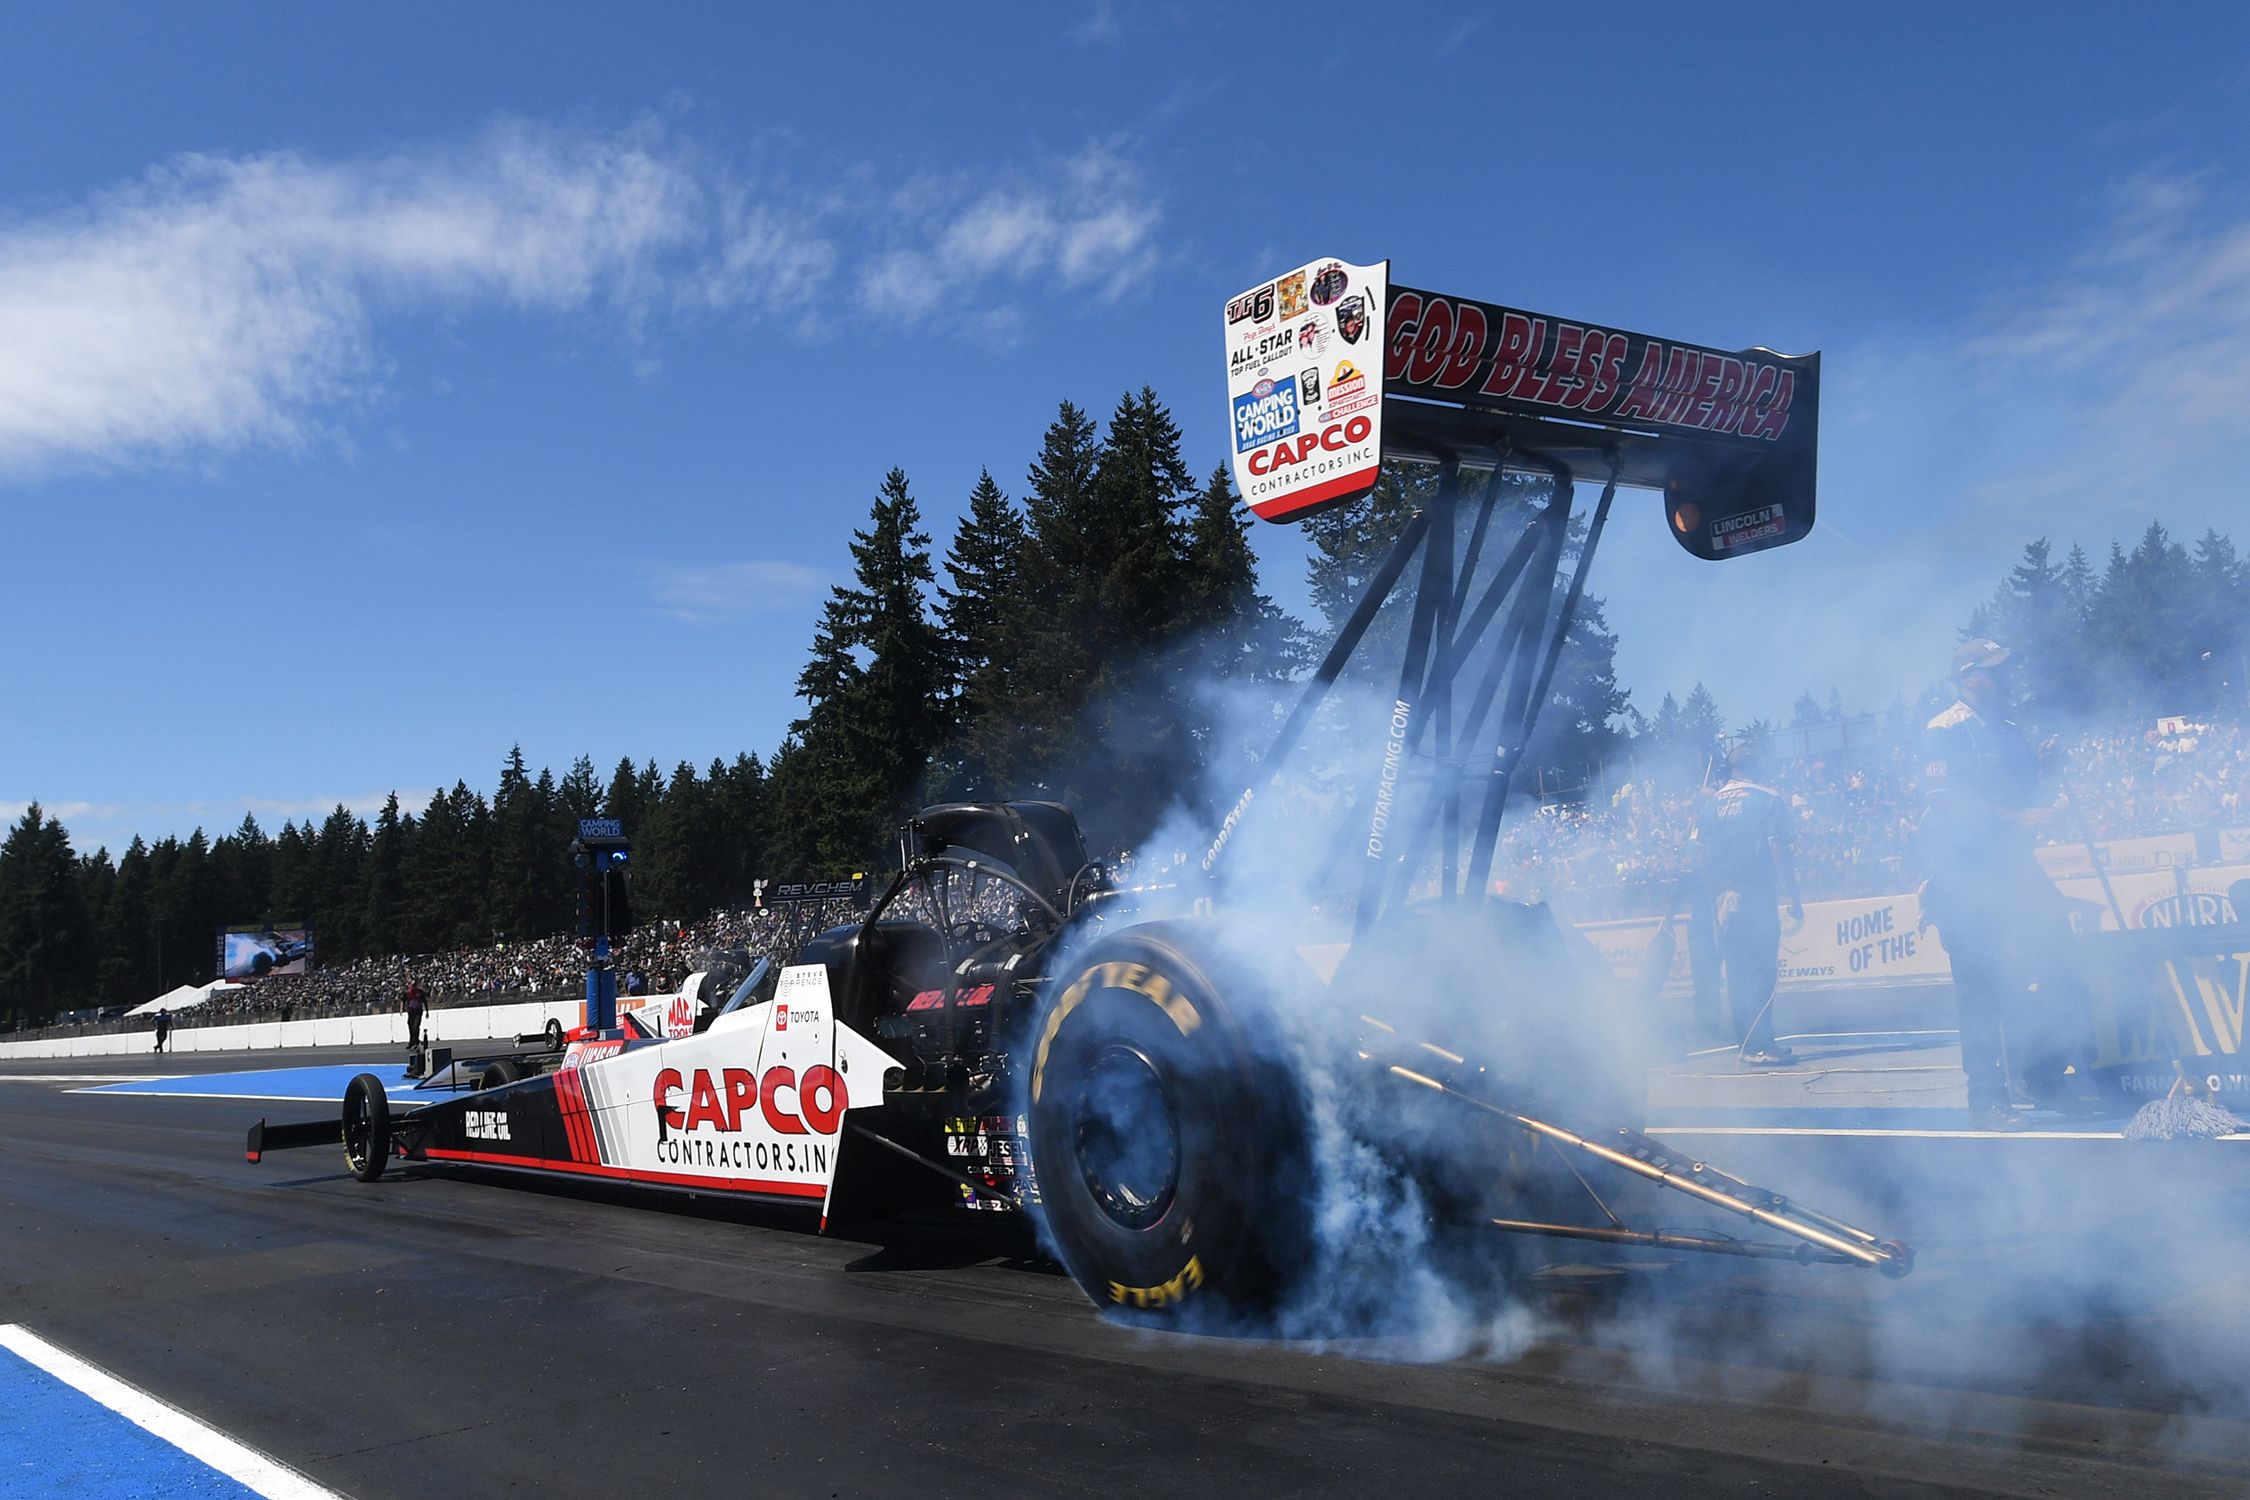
[126,980,246,1017]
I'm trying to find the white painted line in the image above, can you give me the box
[1648,1125,2249,1141]
[0,1323,344,1500]
[62,1086,440,1107]
[0,1074,170,1084]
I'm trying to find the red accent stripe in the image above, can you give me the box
[549,1072,576,1160]
[423,1147,827,1198]
[1249,467,1377,522]
[558,1071,595,1162]
[551,1070,582,1161]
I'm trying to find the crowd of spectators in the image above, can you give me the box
[18,896,868,1041]
[1502,716,2248,918]
[17,718,2246,1039]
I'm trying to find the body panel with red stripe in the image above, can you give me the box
[411,963,899,1206]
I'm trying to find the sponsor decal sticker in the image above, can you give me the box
[1227,283,1276,325]
[1334,293,1371,345]
[1234,376,1302,453]
[1309,262,1350,306]
[1276,271,1309,320]
[1229,327,1297,378]
[1711,505,1786,551]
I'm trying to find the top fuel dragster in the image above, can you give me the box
[251,256,1910,1320]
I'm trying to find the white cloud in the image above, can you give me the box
[0,123,1166,477]
[1069,1,1123,46]
[0,792,427,858]
[858,143,1161,321]
[0,798,124,831]
[1952,169,2250,531]
[643,558,832,622]
[0,122,706,478]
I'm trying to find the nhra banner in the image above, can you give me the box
[2034,832,2197,881]
[1580,864,2250,999]
[1225,256,1388,523]
[2052,862,2250,931]
[1578,890,1954,997]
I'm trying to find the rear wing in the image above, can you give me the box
[1224,256,1818,559]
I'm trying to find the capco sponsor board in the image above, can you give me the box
[1223,256,1388,523]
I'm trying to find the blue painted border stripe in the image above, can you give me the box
[0,1325,341,1499]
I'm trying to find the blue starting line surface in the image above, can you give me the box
[0,1324,339,1498]
[74,1062,446,1107]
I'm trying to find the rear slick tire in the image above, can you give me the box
[1027,921,1306,1324]
[342,1072,392,1182]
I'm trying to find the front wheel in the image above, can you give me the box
[342,1072,392,1182]
[1027,922,1306,1322]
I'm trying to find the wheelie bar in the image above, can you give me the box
[1385,1063,1912,1275]
[1356,1018,1912,1276]
[244,1117,340,1163]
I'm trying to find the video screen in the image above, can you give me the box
[222,924,312,980]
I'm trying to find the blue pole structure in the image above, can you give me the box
[587,930,617,1034]
[572,821,630,1037]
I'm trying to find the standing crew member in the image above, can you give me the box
[402,977,426,1050]
[1693,742,1804,1066]
[153,1005,172,1054]
[1919,639,2098,1129]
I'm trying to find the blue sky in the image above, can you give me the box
[4,3,2247,856]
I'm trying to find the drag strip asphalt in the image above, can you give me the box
[3,1049,2247,1499]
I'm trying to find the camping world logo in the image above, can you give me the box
[1233,376,1300,453]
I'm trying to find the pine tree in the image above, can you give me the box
[2189,529,2249,714]
[310,805,369,960]
[601,757,648,837]
[1181,464,1305,684]
[1530,590,1630,782]
[489,746,555,941]
[1088,387,1196,641]
[149,830,214,988]
[269,821,312,924]
[1010,401,1108,792]
[937,469,1030,798]
[711,752,768,906]
[363,794,409,957]
[214,813,272,929]
[774,468,949,869]
[1303,459,1438,664]
[102,837,153,1002]
[643,760,723,922]
[558,756,602,826]
[2089,522,2198,714]
[0,805,87,1023]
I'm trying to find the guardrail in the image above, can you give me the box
[0,997,584,1062]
